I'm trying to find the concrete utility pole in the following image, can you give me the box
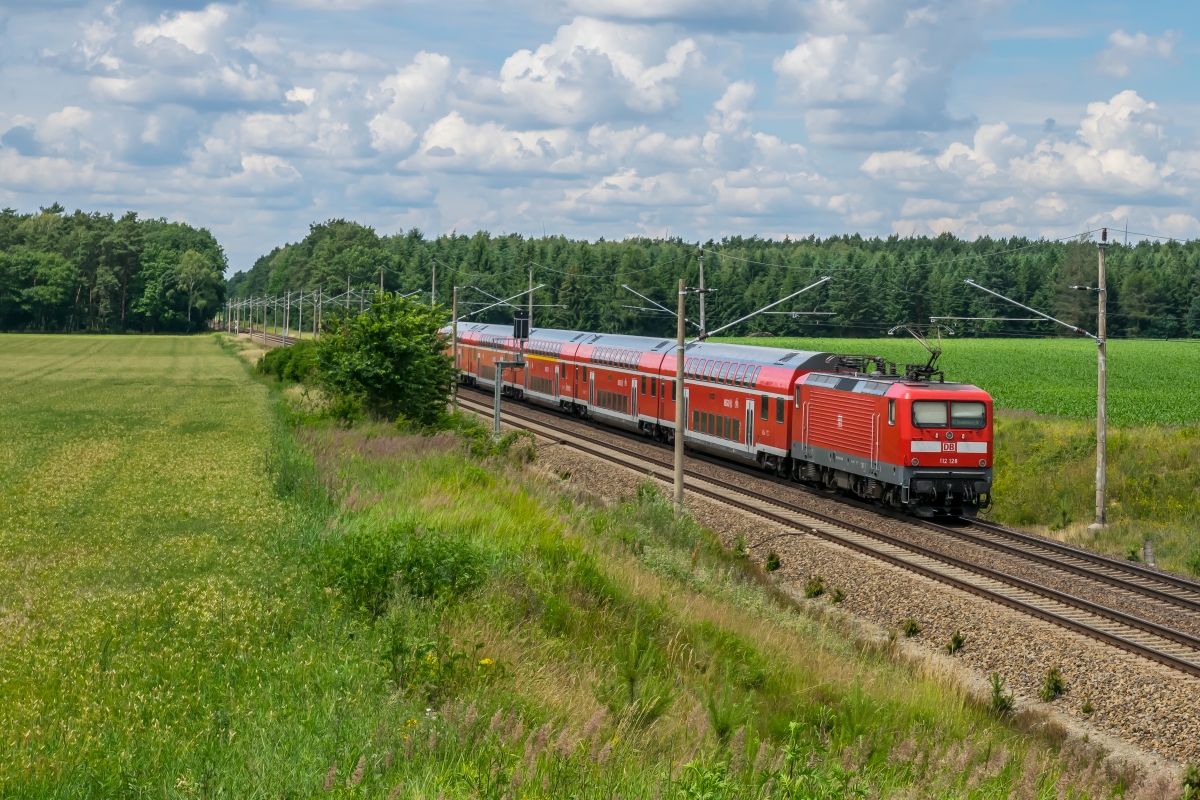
[528,264,534,330]
[298,290,304,340]
[1091,229,1110,532]
[674,278,686,515]
[432,262,436,307]
[698,248,706,338]
[380,265,384,293]
[452,286,459,412]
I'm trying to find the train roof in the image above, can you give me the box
[454,323,833,369]
[682,340,834,371]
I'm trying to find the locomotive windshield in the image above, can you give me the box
[951,401,987,429]
[912,401,948,427]
[912,400,987,428]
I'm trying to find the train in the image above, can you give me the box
[449,322,993,517]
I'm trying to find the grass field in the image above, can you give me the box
[719,336,1200,427]
[0,335,401,796]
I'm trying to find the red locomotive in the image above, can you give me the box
[452,323,992,517]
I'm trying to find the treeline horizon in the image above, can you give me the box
[230,219,1200,340]
[0,204,226,333]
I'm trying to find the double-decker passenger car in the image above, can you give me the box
[449,322,992,516]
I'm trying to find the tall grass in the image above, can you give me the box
[294,414,1162,798]
[989,411,1200,576]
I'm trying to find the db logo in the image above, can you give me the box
[942,442,955,452]
[837,415,843,428]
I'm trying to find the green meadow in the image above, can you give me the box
[0,333,1179,796]
[720,336,1200,427]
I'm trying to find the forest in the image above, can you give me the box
[0,204,226,333]
[228,220,1200,340]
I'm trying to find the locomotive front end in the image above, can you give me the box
[897,383,994,516]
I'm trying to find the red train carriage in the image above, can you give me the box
[449,323,993,517]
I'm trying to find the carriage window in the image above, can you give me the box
[734,364,747,387]
[718,363,731,384]
[705,360,718,381]
[760,396,768,420]
[912,401,948,428]
[641,376,646,395]
[775,397,784,424]
[795,386,801,407]
[724,416,731,439]
[733,418,740,442]
[693,410,700,431]
[951,401,987,429]
[671,380,676,402]
[650,377,656,397]
[751,366,761,388]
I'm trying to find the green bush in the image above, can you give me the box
[1039,666,1066,702]
[323,520,408,616]
[393,529,486,601]
[803,575,825,598]
[257,338,317,382]
[989,673,1015,714]
[317,291,455,425]
[322,518,487,616]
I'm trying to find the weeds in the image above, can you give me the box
[901,618,921,637]
[830,586,845,604]
[1039,667,1066,702]
[765,551,781,572]
[945,631,965,655]
[1081,698,1094,715]
[804,575,826,598]
[990,673,1016,714]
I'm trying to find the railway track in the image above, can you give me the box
[235,330,303,347]
[458,391,1200,680]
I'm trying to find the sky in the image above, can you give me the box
[0,0,1197,272]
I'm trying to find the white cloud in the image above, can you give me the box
[368,51,452,152]
[286,87,316,105]
[466,17,701,126]
[133,4,233,56]
[901,197,957,217]
[860,150,929,176]
[774,0,1001,141]
[401,112,576,173]
[1097,29,1177,77]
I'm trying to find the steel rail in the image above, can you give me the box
[959,517,1200,597]
[459,394,1200,679]
[908,518,1200,613]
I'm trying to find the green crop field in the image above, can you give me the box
[720,336,1200,427]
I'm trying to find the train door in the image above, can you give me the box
[745,400,755,452]
[683,386,690,438]
[589,372,595,407]
[801,399,811,459]
[554,364,559,397]
[870,413,880,472]
[631,383,637,419]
